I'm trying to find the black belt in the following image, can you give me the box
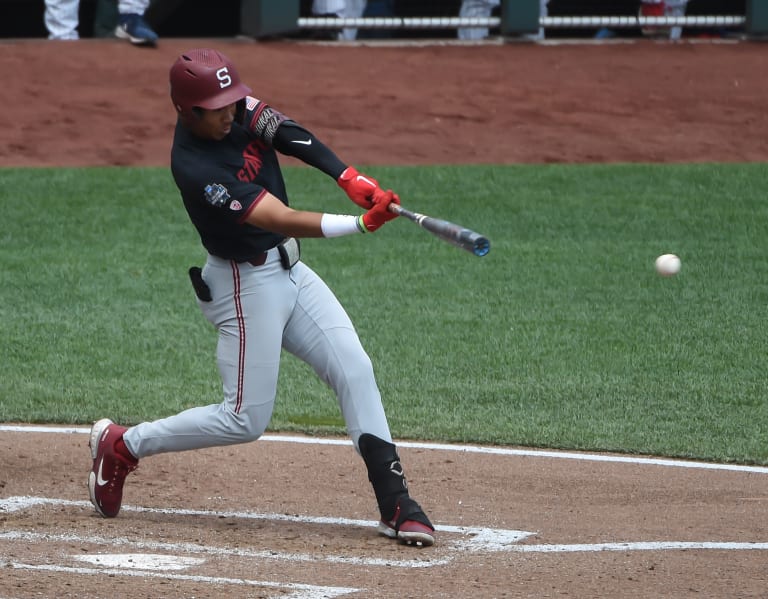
[245,239,300,269]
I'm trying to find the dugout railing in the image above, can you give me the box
[1,0,763,40]
[241,0,766,39]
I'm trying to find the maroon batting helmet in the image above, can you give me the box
[169,49,252,119]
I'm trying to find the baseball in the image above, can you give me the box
[655,254,681,277]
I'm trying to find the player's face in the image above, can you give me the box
[191,103,237,140]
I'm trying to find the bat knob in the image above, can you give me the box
[473,237,491,257]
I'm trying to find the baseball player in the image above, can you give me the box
[88,48,435,547]
[312,0,367,40]
[44,0,157,44]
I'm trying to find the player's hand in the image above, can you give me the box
[338,166,382,210]
[359,190,400,233]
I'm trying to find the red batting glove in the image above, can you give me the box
[359,190,400,233]
[338,166,380,209]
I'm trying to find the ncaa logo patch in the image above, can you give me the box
[204,183,230,208]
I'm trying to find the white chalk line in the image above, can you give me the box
[2,424,766,474]
[0,526,449,569]
[4,526,768,564]
[0,561,358,599]
[0,496,532,561]
[513,541,768,553]
[4,497,768,558]
[0,494,527,596]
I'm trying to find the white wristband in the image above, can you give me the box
[321,213,365,237]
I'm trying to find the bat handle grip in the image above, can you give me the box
[387,203,403,215]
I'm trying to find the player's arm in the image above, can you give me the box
[243,191,398,236]
[241,97,385,210]
[265,116,391,210]
[244,100,345,177]
[244,98,395,210]
[271,121,346,178]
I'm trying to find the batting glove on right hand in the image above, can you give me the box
[338,166,384,210]
[359,190,400,233]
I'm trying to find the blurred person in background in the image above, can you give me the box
[45,0,157,44]
[312,0,367,40]
[640,0,690,40]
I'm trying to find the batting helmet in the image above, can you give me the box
[169,49,252,119]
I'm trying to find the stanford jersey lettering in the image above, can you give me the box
[238,140,266,182]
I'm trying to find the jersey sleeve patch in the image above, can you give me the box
[204,182,231,208]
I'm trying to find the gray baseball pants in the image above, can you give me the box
[123,249,392,459]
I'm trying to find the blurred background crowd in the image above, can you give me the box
[0,0,747,43]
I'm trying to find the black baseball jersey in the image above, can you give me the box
[171,96,290,262]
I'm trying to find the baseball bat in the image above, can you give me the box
[388,203,490,257]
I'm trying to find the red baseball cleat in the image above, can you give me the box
[377,497,436,547]
[88,418,138,518]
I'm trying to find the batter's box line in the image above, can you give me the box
[0,560,358,599]
[0,496,533,566]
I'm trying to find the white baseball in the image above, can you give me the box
[655,254,681,277]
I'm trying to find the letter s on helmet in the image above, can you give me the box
[169,49,252,119]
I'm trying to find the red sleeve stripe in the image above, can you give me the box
[238,188,268,224]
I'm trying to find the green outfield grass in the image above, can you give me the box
[1,164,766,464]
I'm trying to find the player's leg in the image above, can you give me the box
[281,261,390,443]
[89,253,290,517]
[44,0,80,40]
[339,0,367,41]
[312,0,346,15]
[311,0,346,40]
[124,255,290,456]
[282,261,435,545]
[457,0,499,40]
[115,0,157,45]
[665,0,688,40]
[537,0,548,40]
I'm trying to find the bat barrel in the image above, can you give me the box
[388,202,491,257]
[456,229,491,257]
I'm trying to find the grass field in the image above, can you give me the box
[1,164,766,464]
